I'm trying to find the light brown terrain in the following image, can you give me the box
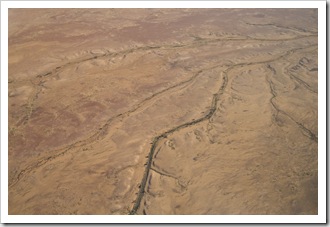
[8,9,318,215]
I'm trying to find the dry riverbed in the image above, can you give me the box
[8,8,317,215]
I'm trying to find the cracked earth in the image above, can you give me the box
[8,9,317,215]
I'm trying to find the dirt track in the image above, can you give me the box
[8,9,317,214]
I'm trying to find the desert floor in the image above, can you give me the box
[8,9,318,215]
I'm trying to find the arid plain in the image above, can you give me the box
[8,9,318,215]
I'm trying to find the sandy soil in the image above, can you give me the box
[8,9,317,215]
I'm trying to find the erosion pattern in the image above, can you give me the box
[8,9,318,214]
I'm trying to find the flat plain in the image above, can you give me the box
[8,9,318,215]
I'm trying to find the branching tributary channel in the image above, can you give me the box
[11,33,315,187]
[9,34,317,216]
[128,43,317,215]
